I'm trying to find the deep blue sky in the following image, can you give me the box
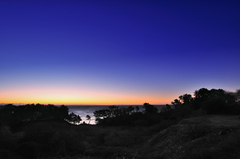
[1,0,240,104]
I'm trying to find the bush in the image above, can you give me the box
[15,141,41,159]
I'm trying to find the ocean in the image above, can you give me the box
[67,105,166,124]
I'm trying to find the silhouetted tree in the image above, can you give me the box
[108,106,120,117]
[194,88,210,99]
[58,105,69,120]
[135,106,140,112]
[192,88,237,113]
[179,94,193,104]
[86,115,91,124]
[94,109,110,122]
[68,112,81,124]
[236,89,240,103]
[171,99,182,107]
[166,104,172,111]
[127,106,134,115]
[160,104,171,113]
[143,103,158,114]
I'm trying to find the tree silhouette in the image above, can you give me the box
[194,88,210,103]
[171,99,181,107]
[127,106,134,115]
[235,89,240,103]
[165,104,171,111]
[69,112,81,124]
[135,106,139,112]
[192,88,237,113]
[179,94,193,104]
[94,109,109,120]
[86,115,91,124]
[143,103,158,114]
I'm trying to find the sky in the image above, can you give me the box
[0,0,240,105]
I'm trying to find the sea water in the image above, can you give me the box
[67,105,165,125]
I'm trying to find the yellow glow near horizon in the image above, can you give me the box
[0,87,173,105]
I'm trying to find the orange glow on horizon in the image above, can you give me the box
[0,96,172,105]
[0,87,173,105]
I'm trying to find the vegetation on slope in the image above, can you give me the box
[0,88,239,158]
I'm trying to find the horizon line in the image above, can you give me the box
[0,103,169,106]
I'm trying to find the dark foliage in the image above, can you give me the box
[0,87,239,158]
[94,104,161,126]
[0,104,82,126]
[193,88,237,114]
[94,88,240,126]
[166,88,240,119]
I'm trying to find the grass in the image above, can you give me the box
[1,115,240,159]
[0,121,159,159]
[136,115,240,159]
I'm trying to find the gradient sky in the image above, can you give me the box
[1,0,240,105]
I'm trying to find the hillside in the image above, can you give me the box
[136,115,240,159]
